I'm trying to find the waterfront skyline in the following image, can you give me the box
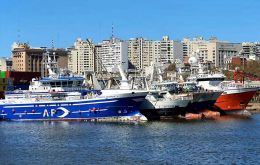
[1,0,260,56]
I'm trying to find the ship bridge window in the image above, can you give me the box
[68,81,73,87]
[42,82,49,86]
[56,82,61,87]
[62,81,68,87]
[76,81,82,86]
[50,82,55,87]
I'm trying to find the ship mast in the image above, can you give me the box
[42,49,59,78]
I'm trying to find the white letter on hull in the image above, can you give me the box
[51,109,56,117]
[43,109,49,117]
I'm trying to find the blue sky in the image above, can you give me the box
[1,0,260,56]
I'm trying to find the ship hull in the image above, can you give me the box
[186,91,222,112]
[139,99,191,120]
[214,89,257,112]
[0,95,147,122]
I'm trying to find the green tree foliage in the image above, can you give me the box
[244,60,260,77]
[222,70,234,80]
[224,60,260,80]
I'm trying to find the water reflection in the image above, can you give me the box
[0,114,260,164]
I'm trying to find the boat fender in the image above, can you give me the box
[1,110,4,114]
[12,109,15,113]
[32,109,35,113]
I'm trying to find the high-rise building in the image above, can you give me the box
[182,37,242,68]
[94,44,103,72]
[128,38,153,71]
[68,38,95,74]
[95,37,128,73]
[156,36,183,64]
[12,42,68,75]
[128,36,183,72]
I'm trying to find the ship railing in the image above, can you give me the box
[163,93,192,101]
[221,81,257,89]
[61,87,89,92]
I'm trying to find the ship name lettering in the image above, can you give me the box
[43,109,49,117]
[51,109,56,116]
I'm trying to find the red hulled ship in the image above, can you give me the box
[214,82,258,114]
[186,56,259,115]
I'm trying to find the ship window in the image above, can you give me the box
[76,81,82,86]
[62,81,67,87]
[56,82,61,87]
[50,82,55,87]
[68,81,73,87]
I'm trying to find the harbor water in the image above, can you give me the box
[1,115,260,164]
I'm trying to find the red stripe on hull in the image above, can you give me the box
[214,90,257,111]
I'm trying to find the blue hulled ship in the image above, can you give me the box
[0,51,147,121]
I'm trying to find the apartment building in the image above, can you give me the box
[128,38,153,71]
[241,42,260,60]
[156,36,183,64]
[95,37,128,73]
[128,36,183,72]
[68,38,95,74]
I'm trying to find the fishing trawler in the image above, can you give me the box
[186,55,258,115]
[139,81,192,120]
[0,51,148,121]
[138,64,193,120]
